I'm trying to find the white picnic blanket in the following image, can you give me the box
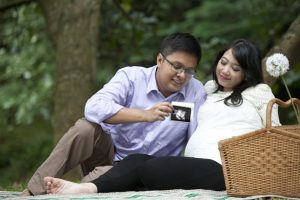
[1,189,299,200]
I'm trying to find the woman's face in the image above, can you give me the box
[216,49,245,91]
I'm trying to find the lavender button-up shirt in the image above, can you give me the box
[85,66,206,161]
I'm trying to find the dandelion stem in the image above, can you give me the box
[281,76,300,125]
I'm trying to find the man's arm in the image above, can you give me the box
[104,102,173,124]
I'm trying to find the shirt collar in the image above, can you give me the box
[147,66,186,98]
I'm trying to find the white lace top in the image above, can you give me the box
[184,80,281,164]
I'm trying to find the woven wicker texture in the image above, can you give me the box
[218,98,300,198]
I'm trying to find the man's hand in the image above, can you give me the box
[144,102,173,122]
[104,102,173,124]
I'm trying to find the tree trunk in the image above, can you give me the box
[38,0,101,142]
[262,13,300,85]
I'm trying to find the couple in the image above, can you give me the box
[23,33,280,195]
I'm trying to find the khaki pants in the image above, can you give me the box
[27,118,114,195]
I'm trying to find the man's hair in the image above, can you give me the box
[159,32,202,65]
[212,38,263,106]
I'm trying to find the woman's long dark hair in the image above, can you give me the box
[212,39,263,106]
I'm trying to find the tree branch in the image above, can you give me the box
[0,0,35,12]
[262,13,300,85]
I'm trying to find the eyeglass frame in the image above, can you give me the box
[160,53,196,77]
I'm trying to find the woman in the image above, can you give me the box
[43,39,281,194]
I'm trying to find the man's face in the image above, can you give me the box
[155,51,198,97]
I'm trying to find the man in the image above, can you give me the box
[22,32,206,196]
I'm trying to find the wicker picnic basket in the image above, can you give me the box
[218,98,300,198]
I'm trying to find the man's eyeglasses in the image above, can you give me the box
[160,53,196,77]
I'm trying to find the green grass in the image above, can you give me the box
[0,119,53,190]
[0,183,25,192]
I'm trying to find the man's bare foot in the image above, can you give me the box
[44,176,97,195]
[20,189,33,196]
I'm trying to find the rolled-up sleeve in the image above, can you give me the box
[84,69,133,124]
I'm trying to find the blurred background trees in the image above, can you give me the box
[0,0,299,189]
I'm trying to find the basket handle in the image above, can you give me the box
[266,98,300,128]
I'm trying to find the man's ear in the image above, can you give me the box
[156,53,163,67]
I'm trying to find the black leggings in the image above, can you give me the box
[91,154,225,192]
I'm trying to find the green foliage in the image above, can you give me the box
[0,2,55,130]
[97,0,205,86]
[1,0,298,129]
[173,0,300,78]
[0,3,55,188]
[98,0,300,83]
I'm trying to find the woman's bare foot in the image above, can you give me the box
[44,176,97,195]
